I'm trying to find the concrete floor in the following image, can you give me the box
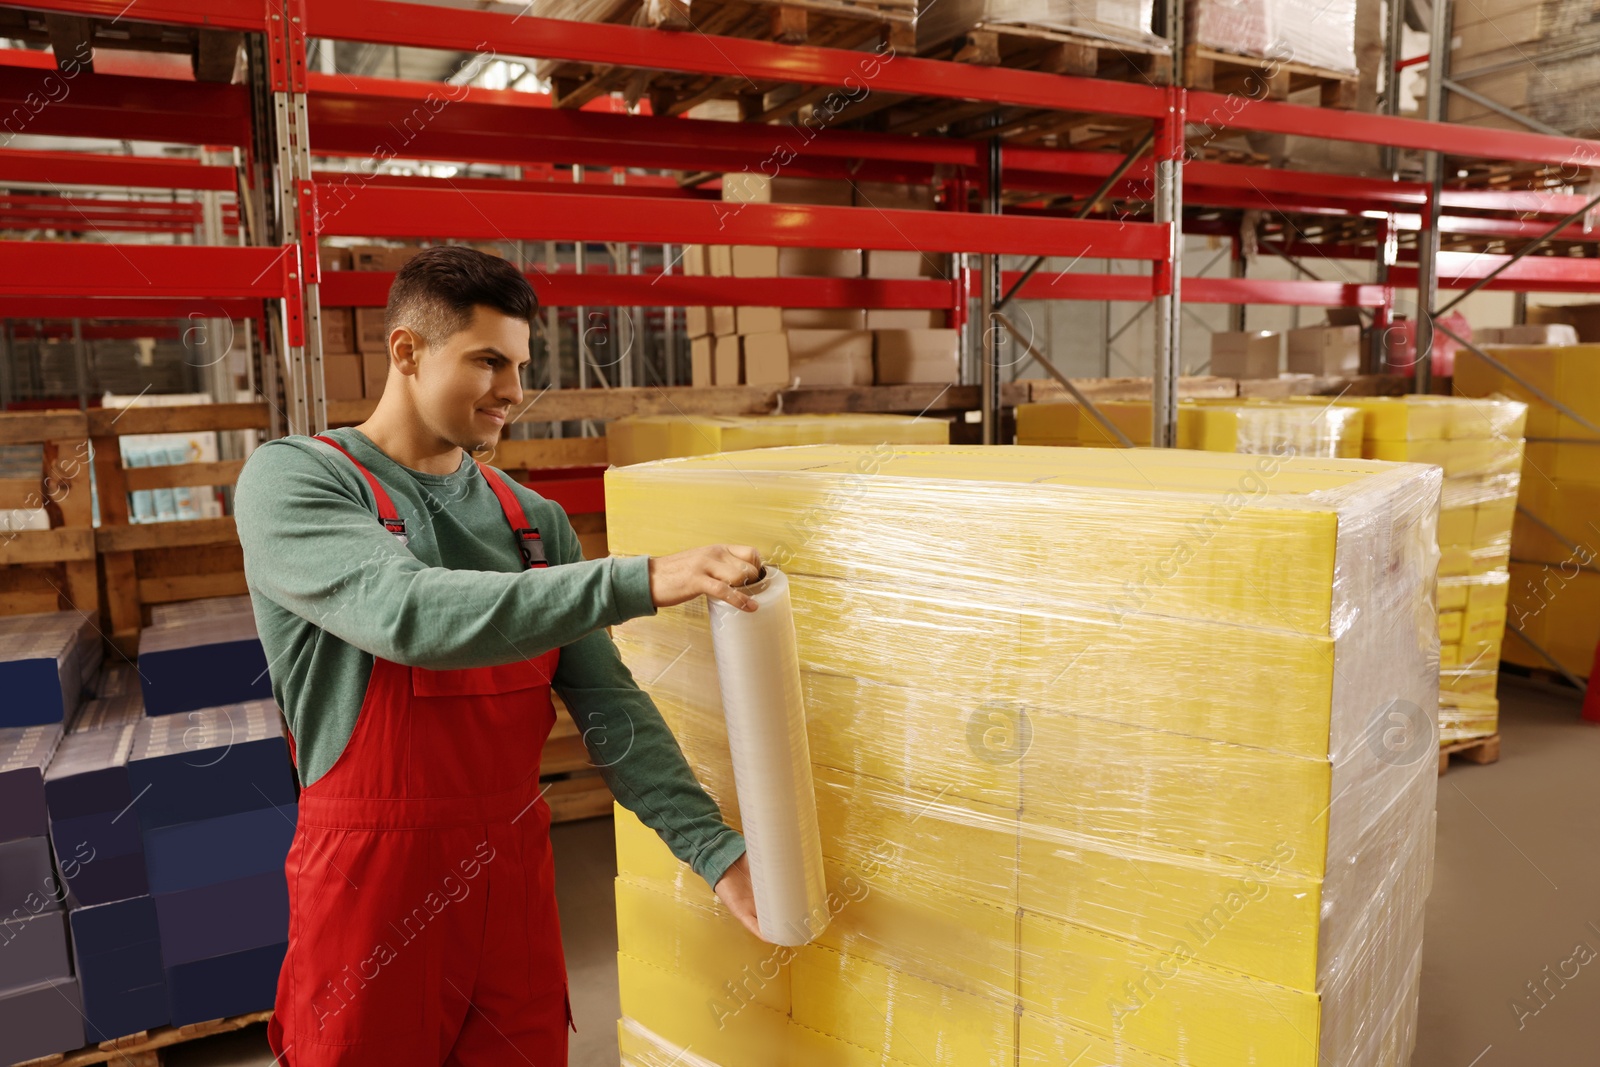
[169,676,1598,1066]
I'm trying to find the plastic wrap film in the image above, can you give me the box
[1456,343,1600,680]
[605,444,1441,1067]
[607,414,950,467]
[708,568,830,946]
[1015,399,1363,456]
[1186,0,1358,74]
[917,0,1168,53]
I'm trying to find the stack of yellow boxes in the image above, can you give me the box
[605,413,949,467]
[1456,343,1600,682]
[605,445,1441,1067]
[1018,395,1527,743]
[1325,397,1526,744]
[1015,399,1363,457]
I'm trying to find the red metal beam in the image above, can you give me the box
[1189,90,1600,166]
[0,148,236,191]
[11,323,185,340]
[0,297,262,318]
[1389,251,1600,291]
[4,0,264,30]
[0,64,250,147]
[321,270,954,309]
[0,243,293,298]
[308,1,1170,119]
[314,184,1172,259]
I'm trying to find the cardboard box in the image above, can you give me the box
[787,329,874,386]
[318,244,353,271]
[1211,331,1282,379]
[361,351,388,399]
[686,307,711,339]
[1527,303,1600,342]
[865,249,948,279]
[1475,323,1580,346]
[741,333,791,386]
[691,337,714,387]
[687,306,735,338]
[853,181,936,211]
[354,308,388,354]
[1286,326,1362,376]
[732,246,862,278]
[349,244,421,272]
[868,309,945,329]
[874,329,960,385]
[683,245,707,277]
[713,335,741,385]
[319,308,355,353]
[710,246,733,277]
[324,353,364,401]
[741,308,870,332]
[722,174,853,206]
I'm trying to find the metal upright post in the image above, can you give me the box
[1414,0,1452,395]
[981,138,1002,445]
[71,319,89,411]
[1372,215,1398,372]
[1151,87,1185,448]
[265,0,323,435]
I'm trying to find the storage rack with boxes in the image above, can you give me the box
[4,0,1600,1062]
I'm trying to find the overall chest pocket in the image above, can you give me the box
[410,653,558,697]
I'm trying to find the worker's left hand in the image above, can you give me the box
[715,853,761,939]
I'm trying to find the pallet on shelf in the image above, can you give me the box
[1185,44,1358,109]
[1439,733,1501,774]
[541,0,911,115]
[15,1010,273,1067]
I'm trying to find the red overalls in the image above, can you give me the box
[267,436,573,1067]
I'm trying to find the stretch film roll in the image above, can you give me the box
[708,567,829,946]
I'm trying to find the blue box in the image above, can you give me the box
[143,805,296,896]
[70,896,170,1043]
[0,836,64,914]
[0,724,61,843]
[136,614,271,718]
[165,941,286,1028]
[127,702,295,830]
[0,612,100,728]
[0,909,70,990]
[153,871,289,967]
[0,976,85,1063]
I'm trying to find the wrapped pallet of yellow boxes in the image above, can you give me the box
[1015,399,1363,457]
[1020,395,1526,742]
[605,444,1440,1067]
[1324,397,1527,743]
[605,413,949,467]
[1456,342,1600,680]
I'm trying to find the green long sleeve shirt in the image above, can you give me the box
[233,426,745,888]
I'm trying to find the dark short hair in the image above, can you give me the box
[384,245,537,346]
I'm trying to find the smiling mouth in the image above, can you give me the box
[479,410,507,422]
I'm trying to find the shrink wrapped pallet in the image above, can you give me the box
[1448,0,1600,137]
[1456,343,1600,681]
[1015,398,1362,456]
[918,0,1167,52]
[1188,0,1358,74]
[605,444,1440,1067]
[606,413,948,467]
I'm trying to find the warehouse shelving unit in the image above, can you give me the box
[5,0,1600,564]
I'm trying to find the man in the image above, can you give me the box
[234,246,760,1066]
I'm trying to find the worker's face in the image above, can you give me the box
[393,306,530,452]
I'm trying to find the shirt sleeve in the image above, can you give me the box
[233,439,655,671]
[542,502,748,890]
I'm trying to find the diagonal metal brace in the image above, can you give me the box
[993,312,1137,448]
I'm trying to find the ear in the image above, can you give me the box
[390,326,422,375]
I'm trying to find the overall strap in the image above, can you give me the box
[312,434,407,539]
[476,462,549,570]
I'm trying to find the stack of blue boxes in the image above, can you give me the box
[0,609,101,1063]
[0,599,297,1064]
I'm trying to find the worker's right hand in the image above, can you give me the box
[647,544,763,612]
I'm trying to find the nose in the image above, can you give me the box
[499,364,524,406]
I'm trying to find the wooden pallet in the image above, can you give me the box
[1439,733,1501,774]
[1185,44,1358,109]
[542,0,912,117]
[875,25,1168,145]
[16,1010,272,1067]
